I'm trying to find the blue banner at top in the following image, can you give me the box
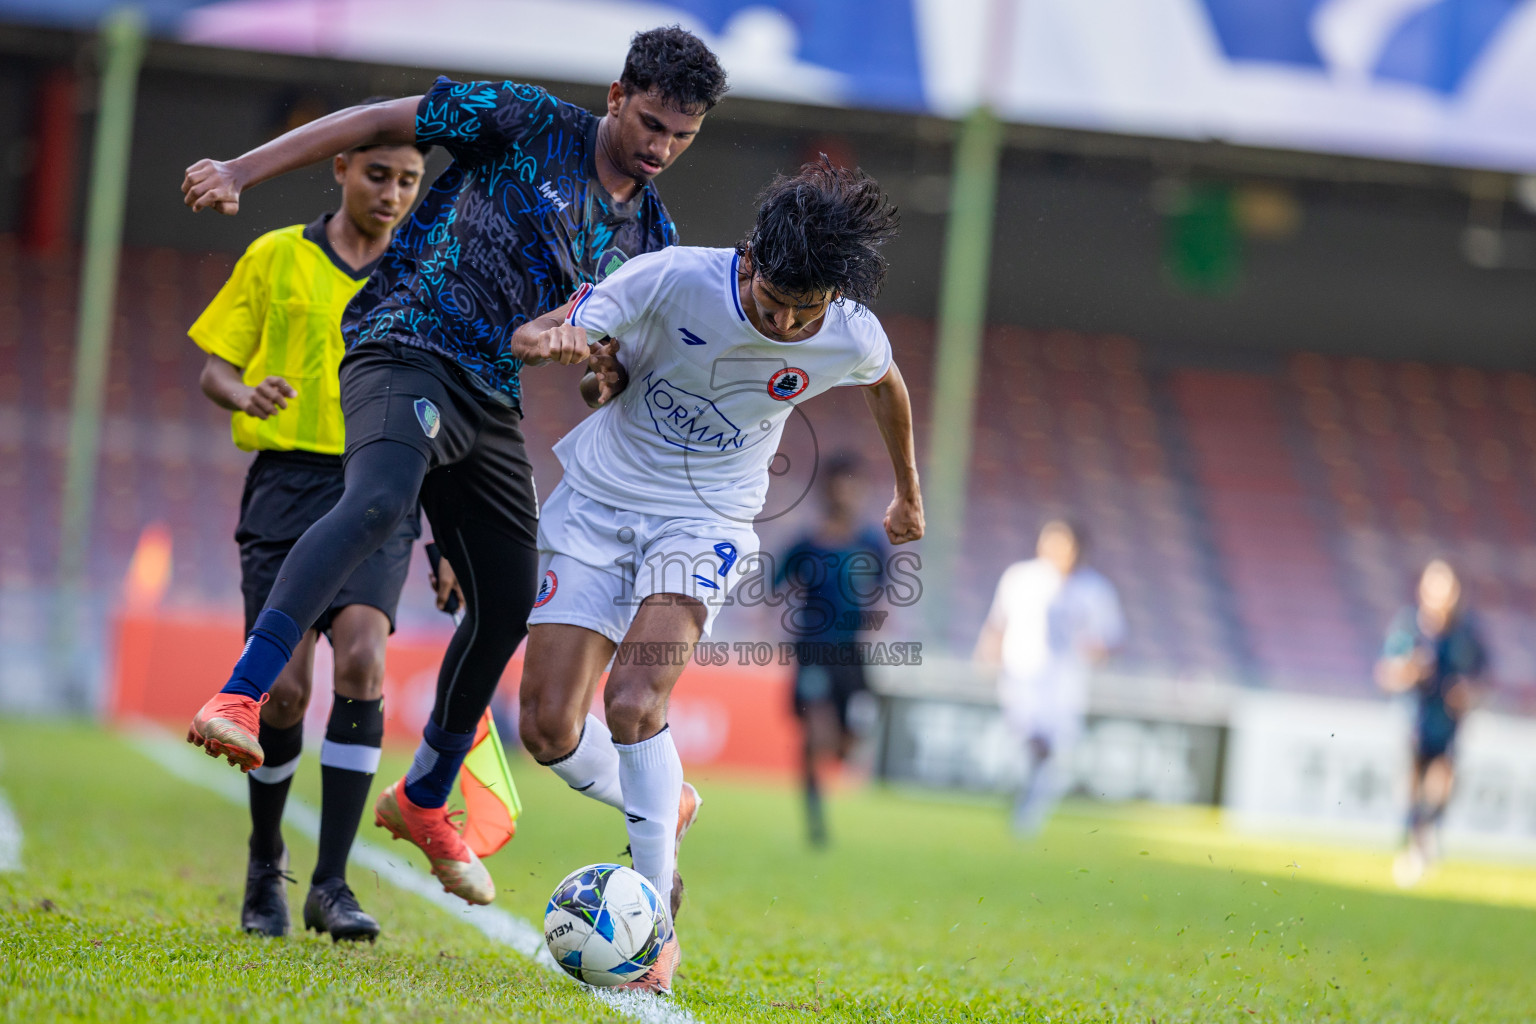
[6,0,1536,172]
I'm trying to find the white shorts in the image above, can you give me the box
[526,480,760,644]
[998,673,1086,750]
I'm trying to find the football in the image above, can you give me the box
[543,863,668,987]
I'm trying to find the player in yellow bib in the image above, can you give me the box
[189,116,427,942]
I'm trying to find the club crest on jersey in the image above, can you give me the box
[596,247,629,281]
[533,570,558,608]
[643,372,746,453]
[413,398,441,439]
[768,367,809,401]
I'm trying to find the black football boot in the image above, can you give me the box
[303,877,380,943]
[241,846,294,937]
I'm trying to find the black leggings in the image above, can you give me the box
[261,438,538,733]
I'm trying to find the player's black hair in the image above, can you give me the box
[738,156,900,306]
[621,26,729,113]
[350,95,431,156]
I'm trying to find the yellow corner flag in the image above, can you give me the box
[459,707,521,857]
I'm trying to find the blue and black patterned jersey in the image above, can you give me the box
[345,77,679,410]
[1382,608,1488,721]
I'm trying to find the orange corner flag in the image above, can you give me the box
[459,708,522,857]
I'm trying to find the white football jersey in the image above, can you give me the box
[987,558,1125,716]
[558,246,892,523]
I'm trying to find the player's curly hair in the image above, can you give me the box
[738,156,901,306]
[622,26,729,113]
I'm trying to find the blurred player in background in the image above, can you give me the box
[180,29,727,907]
[512,159,922,992]
[1376,558,1488,887]
[974,520,1124,835]
[777,452,887,846]
[189,118,426,941]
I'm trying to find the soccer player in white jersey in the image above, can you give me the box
[507,158,923,993]
[974,520,1125,835]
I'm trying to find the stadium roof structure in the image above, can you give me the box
[6,0,1536,174]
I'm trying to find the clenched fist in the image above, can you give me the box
[883,490,924,545]
[515,323,591,366]
[183,158,244,215]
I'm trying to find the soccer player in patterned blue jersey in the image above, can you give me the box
[179,28,727,906]
[1376,559,1487,886]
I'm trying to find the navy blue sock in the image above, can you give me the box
[220,609,304,701]
[402,719,476,809]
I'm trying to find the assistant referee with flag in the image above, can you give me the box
[189,114,427,941]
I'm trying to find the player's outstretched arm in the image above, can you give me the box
[198,353,295,419]
[510,303,594,368]
[182,97,420,215]
[863,362,924,545]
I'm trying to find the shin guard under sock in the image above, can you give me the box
[615,726,684,910]
[540,714,625,812]
[313,697,384,884]
[402,719,475,809]
[221,609,304,701]
[247,719,304,862]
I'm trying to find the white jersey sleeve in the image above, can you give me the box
[1081,570,1126,652]
[567,248,674,348]
[985,562,1022,629]
[834,311,893,386]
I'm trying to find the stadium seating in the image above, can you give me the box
[960,327,1246,679]
[5,236,1531,699]
[0,237,252,611]
[1283,354,1536,694]
[1169,369,1377,688]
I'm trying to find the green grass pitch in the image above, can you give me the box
[3,718,1536,1022]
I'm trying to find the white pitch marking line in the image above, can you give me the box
[0,787,22,872]
[129,729,697,1024]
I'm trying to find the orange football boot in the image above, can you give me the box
[619,933,681,996]
[187,692,268,772]
[676,781,702,846]
[373,780,496,905]
[666,781,703,920]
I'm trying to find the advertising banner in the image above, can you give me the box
[8,0,1536,170]
[1226,689,1536,855]
[110,609,801,775]
[960,0,1536,172]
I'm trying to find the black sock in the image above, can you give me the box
[247,720,304,863]
[803,754,827,844]
[313,697,384,885]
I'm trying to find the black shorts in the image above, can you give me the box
[237,450,419,635]
[791,659,870,732]
[339,339,539,549]
[1414,705,1459,766]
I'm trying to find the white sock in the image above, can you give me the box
[615,725,683,910]
[249,752,300,785]
[542,714,624,811]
